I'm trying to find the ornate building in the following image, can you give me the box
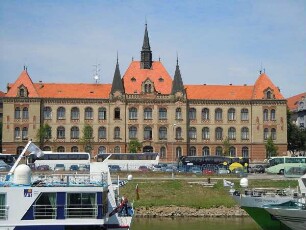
[2,24,287,162]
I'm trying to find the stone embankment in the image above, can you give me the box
[135,205,248,218]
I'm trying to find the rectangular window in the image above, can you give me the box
[66,193,96,218]
[0,193,7,220]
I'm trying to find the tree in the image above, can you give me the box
[79,124,94,156]
[265,136,278,159]
[287,109,306,153]
[222,137,230,156]
[128,139,142,153]
[36,123,51,149]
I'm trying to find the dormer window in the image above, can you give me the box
[142,79,155,93]
[131,77,136,82]
[158,77,164,82]
[144,83,152,93]
[18,85,28,97]
[264,88,274,99]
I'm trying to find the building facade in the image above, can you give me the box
[2,25,288,162]
[287,92,306,130]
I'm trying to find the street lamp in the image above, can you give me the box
[172,124,176,179]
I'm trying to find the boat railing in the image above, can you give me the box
[33,205,57,219]
[65,204,98,218]
[0,205,8,220]
[32,172,108,187]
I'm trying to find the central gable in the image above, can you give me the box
[123,61,173,95]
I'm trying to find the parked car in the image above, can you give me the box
[250,165,265,173]
[232,167,248,177]
[109,165,121,172]
[69,165,79,171]
[79,164,90,171]
[0,161,11,171]
[138,165,149,172]
[36,165,50,171]
[54,164,65,171]
[152,165,162,172]
[190,167,203,174]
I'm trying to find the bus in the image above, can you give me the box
[96,152,159,171]
[0,153,17,166]
[28,152,91,170]
[177,155,249,173]
[265,156,306,175]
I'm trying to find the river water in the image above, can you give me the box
[131,217,260,230]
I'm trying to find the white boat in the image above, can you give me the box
[0,141,134,230]
[263,174,306,230]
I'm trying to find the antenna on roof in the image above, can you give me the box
[259,62,264,74]
[93,63,101,84]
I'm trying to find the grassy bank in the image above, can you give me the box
[119,176,298,209]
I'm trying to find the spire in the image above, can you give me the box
[140,23,152,69]
[111,55,124,94]
[171,55,185,95]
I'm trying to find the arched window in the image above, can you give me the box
[43,146,51,151]
[263,109,269,121]
[71,146,79,152]
[98,146,106,154]
[14,107,21,119]
[57,126,65,139]
[44,107,52,120]
[98,107,107,120]
[71,107,80,120]
[215,108,222,121]
[241,127,249,140]
[160,146,166,159]
[271,128,276,140]
[85,107,93,120]
[22,127,28,140]
[57,146,65,152]
[202,146,210,156]
[241,108,249,121]
[176,147,182,159]
[202,108,209,120]
[14,127,20,139]
[159,108,167,120]
[71,126,79,139]
[175,108,182,120]
[242,147,249,158]
[228,127,236,140]
[98,126,107,139]
[175,127,182,139]
[216,146,223,156]
[189,127,196,139]
[189,108,196,120]
[129,126,137,139]
[114,127,120,139]
[270,109,276,121]
[22,107,29,119]
[159,126,167,140]
[114,107,120,119]
[188,146,196,156]
[129,107,138,120]
[144,126,152,140]
[144,108,152,120]
[228,108,236,121]
[215,127,223,140]
[202,127,210,140]
[264,128,269,140]
[114,146,120,153]
[57,107,65,120]
[229,146,236,157]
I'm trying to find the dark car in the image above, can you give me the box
[69,165,79,171]
[138,165,149,172]
[36,165,50,171]
[250,165,265,173]
[109,165,121,172]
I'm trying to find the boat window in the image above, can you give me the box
[66,193,97,218]
[34,193,56,219]
[0,193,7,220]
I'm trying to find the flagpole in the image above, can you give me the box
[5,141,32,181]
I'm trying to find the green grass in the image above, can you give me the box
[119,179,298,209]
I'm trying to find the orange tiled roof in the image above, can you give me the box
[6,70,39,97]
[287,92,306,111]
[35,83,112,99]
[123,61,173,94]
[186,84,254,100]
[0,91,5,97]
[252,73,284,99]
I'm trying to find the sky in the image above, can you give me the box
[0,0,305,98]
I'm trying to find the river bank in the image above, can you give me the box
[135,205,248,218]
